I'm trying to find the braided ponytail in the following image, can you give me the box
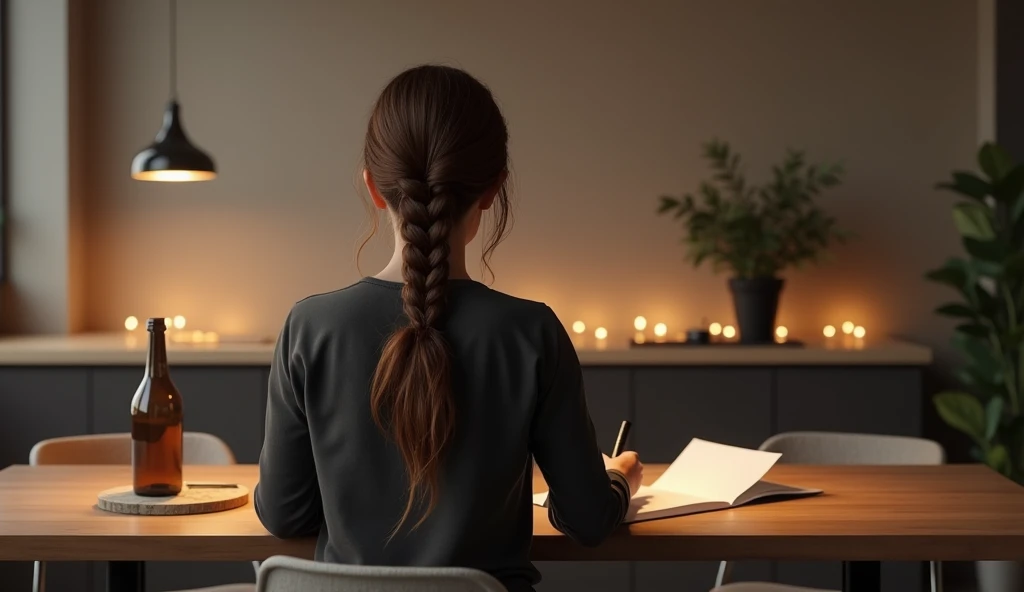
[363,65,511,534]
[370,179,455,532]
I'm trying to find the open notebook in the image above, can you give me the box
[533,438,822,523]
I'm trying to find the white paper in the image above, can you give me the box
[652,438,781,504]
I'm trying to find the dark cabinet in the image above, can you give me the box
[582,369,631,455]
[633,368,773,462]
[0,368,91,592]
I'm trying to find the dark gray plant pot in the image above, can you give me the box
[728,277,784,344]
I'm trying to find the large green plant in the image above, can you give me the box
[928,143,1024,483]
[657,140,847,278]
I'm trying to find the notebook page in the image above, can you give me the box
[652,438,782,504]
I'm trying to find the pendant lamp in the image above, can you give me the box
[131,0,216,182]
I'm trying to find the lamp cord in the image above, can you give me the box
[169,0,177,100]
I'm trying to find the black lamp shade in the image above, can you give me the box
[131,101,216,182]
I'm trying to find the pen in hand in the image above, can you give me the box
[612,420,631,457]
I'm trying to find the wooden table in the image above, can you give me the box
[1,464,1023,592]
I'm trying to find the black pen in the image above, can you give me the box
[612,420,631,457]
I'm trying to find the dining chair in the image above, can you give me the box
[256,555,508,592]
[712,431,945,592]
[29,432,254,592]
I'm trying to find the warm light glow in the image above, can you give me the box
[165,318,173,330]
[203,332,220,344]
[132,170,217,182]
[653,323,668,338]
[594,327,608,340]
[572,321,586,334]
[842,321,855,335]
[709,322,722,336]
[823,325,836,338]
[192,330,204,343]
[124,316,139,331]
[173,315,187,330]
[853,326,866,339]
[776,326,788,339]
[633,316,648,331]
[723,325,737,339]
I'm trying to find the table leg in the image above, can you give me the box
[842,561,881,592]
[107,561,145,592]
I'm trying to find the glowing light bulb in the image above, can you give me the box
[823,325,836,338]
[709,322,722,336]
[853,326,866,339]
[124,316,139,331]
[842,321,855,335]
[653,323,667,338]
[776,326,788,339]
[594,327,608,340]
[572,321,586,334]
[723,325,736,339]
[634,316,647,331]
[173,315,187,330]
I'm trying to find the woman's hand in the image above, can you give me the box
[603,451,643,497]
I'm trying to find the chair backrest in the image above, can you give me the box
[256,556,507,592]
[759,431,944,465]
[29,432,236,466]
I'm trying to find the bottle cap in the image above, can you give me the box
[146,318,167,331]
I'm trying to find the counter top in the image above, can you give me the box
[0,334,932,366]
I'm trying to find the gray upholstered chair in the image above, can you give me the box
[256,555,507,592]
[712,431,945,592]
[29,432,254,592]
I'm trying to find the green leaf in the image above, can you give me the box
[994,165,1024,203]
[935,303,976,318]
[956,323,990,338]
[987,444,1012,476]
[964,238,1005,262]
[934,391,987,443]
[986,397,1004,440]
[979,143,1016,183]
[657,196,680,214]
[925,258,969,288]
[938,172,992,201]
[952,202,995,240]
[953,333,1003,382]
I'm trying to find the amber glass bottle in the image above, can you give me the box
[131,318,183,496]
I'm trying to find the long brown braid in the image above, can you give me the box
[363,65,512,533]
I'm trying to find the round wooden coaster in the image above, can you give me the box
[97,484,249,516]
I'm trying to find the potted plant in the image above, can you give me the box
[926,142,1024,592]
[657,140,847,343]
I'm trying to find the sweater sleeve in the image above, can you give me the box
[254,310,324,538]
[529,309,630,546]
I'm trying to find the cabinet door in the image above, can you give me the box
[0,368,91,591]
[535,562,630,592]
[775,367,924,592]
[633,368,773,462]
[92,367,266,592]
[582,369,631,455]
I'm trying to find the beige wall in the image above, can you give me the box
[77,0,981,349]
[4,0,86,333]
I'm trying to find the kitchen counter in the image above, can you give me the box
[0,333,932,366]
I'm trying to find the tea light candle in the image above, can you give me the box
[775,326,788,343]
[823,325,836,338]
[594,326,608,350]
[571,320,586,349]
[709,322,722,337]
[722,325,736,340]
[173,315,187,330]
[124,316,139,348]
[633,316,647,344]
[653,323,667,342]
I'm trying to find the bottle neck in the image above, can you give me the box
[145,329,169,379]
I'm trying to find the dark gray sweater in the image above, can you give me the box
[254,277,629,591]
